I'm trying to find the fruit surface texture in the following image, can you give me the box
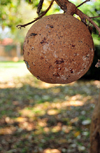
[23,14,94,84]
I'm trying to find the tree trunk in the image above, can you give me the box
[90,94,100,153]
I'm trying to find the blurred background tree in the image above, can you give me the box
[0,0,60,34]
[0,0,100,79]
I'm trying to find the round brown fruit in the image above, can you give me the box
[23,14,94,84]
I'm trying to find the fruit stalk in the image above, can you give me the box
[17,0,100,36]
[55,0,100,35]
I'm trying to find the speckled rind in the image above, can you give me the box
[23,14,94,84]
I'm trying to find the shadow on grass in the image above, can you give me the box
[0,81,99,153]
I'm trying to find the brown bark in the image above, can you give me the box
[90,94,100,153]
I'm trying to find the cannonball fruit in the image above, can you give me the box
[23,14,94,84]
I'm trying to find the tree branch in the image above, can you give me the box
[77,0,90,8]
[76,9,100,36]
[16,0,100,36]
[55,0,100,36]
[37,0,44,15]
[16,0,54,29]
[90,16,100,19]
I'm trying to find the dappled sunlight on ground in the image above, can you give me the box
[43,149,61,153]
[0,62,100,153]
[0,126,16,135]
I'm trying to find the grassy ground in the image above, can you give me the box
[0,61,100,153]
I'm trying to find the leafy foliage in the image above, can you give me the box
[0,0,12,5]
[0,0,22,31]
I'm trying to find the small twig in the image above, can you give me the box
[76,9,100,36]
[86,17,100,36]
[77,0,90,8]
[76,0,100,35]
[37,0,44,15]
[90,16,100,19]
[16,0,54,29]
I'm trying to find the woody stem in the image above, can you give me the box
[90,16,100,19]
[16,0,100,36]
[77,0,90,8]
[76,9,100,36]
[55,0,100,36]
[16,0,54,28]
